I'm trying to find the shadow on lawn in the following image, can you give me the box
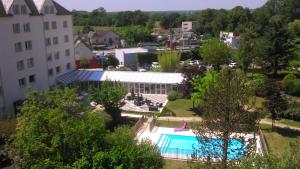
[263,125,300,138]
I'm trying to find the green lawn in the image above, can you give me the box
[163,160,190,169]
[165,99,199,117]
[261,124,300,156]
[279,118,300,128]
[156,120,198,128]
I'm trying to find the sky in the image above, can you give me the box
[55,0,269,12]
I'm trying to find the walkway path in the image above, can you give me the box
[122,113,300,131]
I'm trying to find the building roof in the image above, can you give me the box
[93,30,119,37]
[75,39,93,51]
[115,48,148,54]
[56,70,183,85]
[0,0,70,17]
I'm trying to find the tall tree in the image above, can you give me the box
[200,39,232,70]
[265,15,293,76]
[264,79,288,131]
[157,51,181,72]
[193,68,259,168]
[89,81,127,124]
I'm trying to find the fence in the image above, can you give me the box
[258,129,269,155]
[132,115,146,134]
[158,147,194,160]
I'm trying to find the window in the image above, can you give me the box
[65,49,70,57]
[18,78,26,88]
[44,6,49,14]
[47,53,52,62]
[12,24,20,33]
[23,23,30,32]
[53,37,58,45]
[63,21,68,28]
[13,5,20,15]
[66,63,71,70]
[14,42,22,52]
[51,21,57,29]
[45,38,51,46]
[0,85,3,96]
[50,6,54,14]
[64,35,69,43]
[21,5,27,14]
[29,75,35,83]
[54,51,60,60]
[25,41,32,50]
[56,66,61,74]
[27,58,34,68]
[44,22,49,30]
[48,69,53,76]
[17,60,24,71]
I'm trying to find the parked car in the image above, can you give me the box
[139,68,147,72]
[152,62,160,68]
[229,62,237,68]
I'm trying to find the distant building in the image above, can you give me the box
[0,0,75,118]
[85,30,120,49]
[182,21,197,32]
[115,48,149,70]
[220,31,240,49]
[74,39,94,61]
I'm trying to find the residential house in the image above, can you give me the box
[85,30,120,49]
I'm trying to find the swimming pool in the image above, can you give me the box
[156,134,247,159]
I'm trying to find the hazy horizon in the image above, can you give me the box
[55,0,269,12]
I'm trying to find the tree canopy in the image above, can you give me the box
[11,88,163,169]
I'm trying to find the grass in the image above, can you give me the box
[261,124,300,157]
[163,159,190,169]
[165,99,199,117]
[279,118,300,128]
[156,120,198,128]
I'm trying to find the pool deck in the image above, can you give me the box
[137,126,263,160]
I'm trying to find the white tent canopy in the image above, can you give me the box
[56,70,183,85]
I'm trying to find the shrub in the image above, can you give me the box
[250,74,268,97]
[278,101,300,121]
[283,74,300,96]
[167,91,183,101]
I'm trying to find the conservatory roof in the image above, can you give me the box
[56,70,183,85]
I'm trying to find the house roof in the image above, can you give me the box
[75,39,93,51]
[56,70,184,85]
[0,0,8,17]
[0,0,70,17]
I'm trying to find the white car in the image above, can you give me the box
[229,62,237,68]
[138,69,147,72]
[152,62,160,68]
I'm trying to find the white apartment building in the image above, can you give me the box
[0,0,75,118]
[182,21,197,32]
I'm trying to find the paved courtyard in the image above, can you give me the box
[121,94,168,112]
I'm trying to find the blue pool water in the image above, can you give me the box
[156,134,246,159]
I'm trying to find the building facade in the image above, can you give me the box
[115,48,149,70]
[0,0,75,118]
[182,21,197,32]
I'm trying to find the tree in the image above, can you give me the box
[89,81,127,124]
[288,20,300,38]
[103,55,119,69]
[264,15,293,76]
[82,25,94,34]
[264,79,288,131]
[200,39,232,70]
[191,70,218,107]
[193,68,260,168]
[177,64,206,98]
[157,51,181,72]
[11,88,163,169]
[237,31,270,72]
